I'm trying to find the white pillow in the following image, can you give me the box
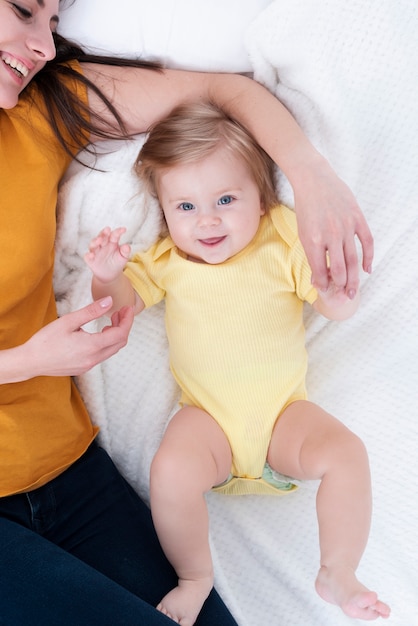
[58,0,272,73]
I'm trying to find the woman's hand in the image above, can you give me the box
[1,297,134,384]
[292,157,374,298]
[312,270,361,321]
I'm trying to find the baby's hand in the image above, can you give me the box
[319,276,351,306]
[84,227,131,284]
[313,269,360,321]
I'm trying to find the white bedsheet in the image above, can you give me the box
[55,1,418,624]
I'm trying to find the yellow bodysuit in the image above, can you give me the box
[125,205,317,495]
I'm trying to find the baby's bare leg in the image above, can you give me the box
[150,406,232,626]
[268,400,390,621]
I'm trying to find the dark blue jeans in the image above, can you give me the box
[0,442,237,626]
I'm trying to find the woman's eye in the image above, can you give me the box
[12,3,32,18]
[218,195,233,206]
[179,202,195,212]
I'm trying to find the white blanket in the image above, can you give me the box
[55,1,418,624]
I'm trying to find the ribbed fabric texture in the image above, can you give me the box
[125,205,316,492]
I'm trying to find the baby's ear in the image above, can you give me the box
[260,201,266,216]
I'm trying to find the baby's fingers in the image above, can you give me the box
[88,226,112,252]
[87,226,128,255]
[108,226,127,243]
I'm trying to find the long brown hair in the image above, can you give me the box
[25,31,160,159]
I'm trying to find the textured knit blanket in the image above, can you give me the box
[55,1,418,624]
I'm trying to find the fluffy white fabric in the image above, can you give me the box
[55,1,418,624]
[55,139,180,499]
[58,0,272,72]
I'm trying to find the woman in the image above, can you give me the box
[0,1,372,624]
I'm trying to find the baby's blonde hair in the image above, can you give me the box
[134,102,278,211]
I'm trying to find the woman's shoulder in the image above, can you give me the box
[11,60,89,156]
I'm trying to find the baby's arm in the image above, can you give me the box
[84,227,145,315]
[312,274,360,321]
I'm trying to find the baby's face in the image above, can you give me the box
[157,145,264,264]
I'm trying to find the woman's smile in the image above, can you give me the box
[1,53,31,86]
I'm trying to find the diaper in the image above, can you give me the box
[212,462,299,496]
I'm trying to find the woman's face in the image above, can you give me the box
[0,0,59,109]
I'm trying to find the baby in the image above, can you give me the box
[85,103,390,626]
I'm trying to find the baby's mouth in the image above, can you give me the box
[199,236,226,246]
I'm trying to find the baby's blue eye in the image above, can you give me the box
[218,195,233,205]
[179,202,195,211]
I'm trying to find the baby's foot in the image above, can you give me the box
[315,565,391,621]
[157,576,213,626]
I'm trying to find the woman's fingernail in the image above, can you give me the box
[99,296,112,308]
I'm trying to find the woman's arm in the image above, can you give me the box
[82,65,373,296]
[0,299,133,384]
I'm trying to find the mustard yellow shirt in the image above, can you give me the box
[125,205,317,493]
[0,64,97,496]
